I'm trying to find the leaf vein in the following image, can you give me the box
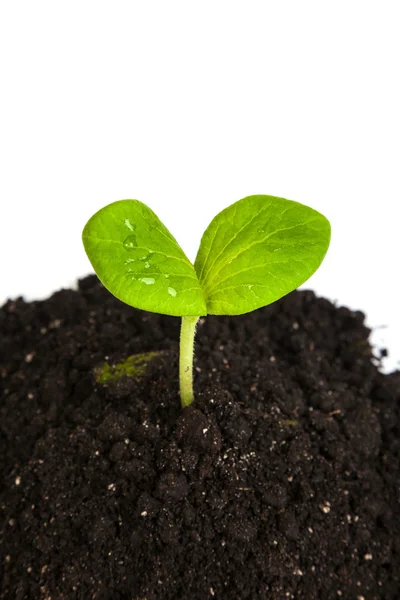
[204,259,307,294]
[199,203,274,284]
[204,218,320,290]
[196,222,221,281]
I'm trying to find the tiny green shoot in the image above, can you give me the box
[82,195,331,407]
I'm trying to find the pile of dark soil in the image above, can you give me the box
[1,275,399,599]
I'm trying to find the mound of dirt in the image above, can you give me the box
[1,275,399,599]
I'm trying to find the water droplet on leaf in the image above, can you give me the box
[124,248,149,261]
[123,235,138,249]
[124,219,135,232]
[168,287,177,297]
[139,277,155,285]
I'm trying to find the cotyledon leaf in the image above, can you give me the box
[194,195,331,315]
[82,200,207,317]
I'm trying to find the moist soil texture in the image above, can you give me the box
[0,275,399,600]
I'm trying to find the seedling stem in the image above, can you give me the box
[179,316,199,407]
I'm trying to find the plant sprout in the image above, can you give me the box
[82,195,331,407]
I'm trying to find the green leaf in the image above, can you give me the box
[82,200,207,317]
[194,194,331,315]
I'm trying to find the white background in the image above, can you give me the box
[0,2,399,371]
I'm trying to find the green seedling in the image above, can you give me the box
[82,194,331,407]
